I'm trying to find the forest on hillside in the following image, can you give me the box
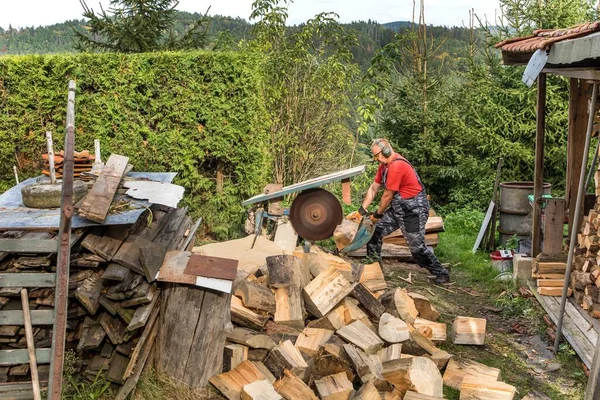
[1,0,599,214]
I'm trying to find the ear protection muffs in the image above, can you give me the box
[373,139,392,158]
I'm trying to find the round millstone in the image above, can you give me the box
[21,180,88,209]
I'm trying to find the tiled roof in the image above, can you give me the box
[495,21,600,53]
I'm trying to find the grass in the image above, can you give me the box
[131,368,221,400]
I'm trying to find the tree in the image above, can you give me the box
[73,0,210,52]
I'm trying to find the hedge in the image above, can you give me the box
[0,51,271,238]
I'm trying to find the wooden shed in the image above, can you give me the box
[495,21,600,399]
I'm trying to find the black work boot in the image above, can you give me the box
[433,274,450,284]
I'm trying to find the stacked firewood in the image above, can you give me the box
[532,256,570,297]
[210,248,516,400]
[0,204,192,389]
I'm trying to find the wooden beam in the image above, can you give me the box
[532,73,546,257]
[543,68,600,81]
[585,335,600,399]
[543,199,565,255]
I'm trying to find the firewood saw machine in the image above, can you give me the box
[242,165,374,253]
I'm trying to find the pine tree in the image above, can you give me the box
[73,0,209,52]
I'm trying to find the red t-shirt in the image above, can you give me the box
[374,157,423,198]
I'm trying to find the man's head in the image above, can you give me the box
[371,138,394,164]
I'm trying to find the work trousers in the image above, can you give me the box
[367,191,448,278]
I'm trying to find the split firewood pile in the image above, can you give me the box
[210,248,517,400]
[0,204,192,387]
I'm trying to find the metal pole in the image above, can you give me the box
[554,82,598,353]
[48,80,76,400]
[585,139,600,191]
[46,131,56,184]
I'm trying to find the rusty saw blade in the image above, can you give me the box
[289,188,343,241]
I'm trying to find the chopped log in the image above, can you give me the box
[413,318,446,342]
[224,344,249,372]
[264,321,301,343]
[266,255,311,288]
[293,250,354,283]
[295,328,334,357]
[326,298,372,330]
[358,262,387,292]
[442,357,501,390]
[235,280,276,313]
[105,352,130,384]
[231,296,269,331]
[379,313,410,343]
[303,266,355,317]
[378,344,403,363]
[354,380,381,400]
[589,303,600,318]
[312,341,355,381]
[78,154,129,223]
[585,284,600,300]
[343,343,384,384]
[210,360,276,400]
[337,320,384,354]
[451,317,486,345]
[264,340,308,379]
[393,288,418,324]
[403,392,444,400]
[314,372,354,400]
[273,369,319,400]
[427,350,452,370]
[384,233,439,247]
[459,375,516,400]
[381,357,443,397]
[227,328,276,350]
[385,217,445,238]
[248,349,269,362]
[407,293,440,321]
[100,312,128,345]
[583,295,594,310]
[307,317,336,331]
[407,325,438,355]
[333,220,359,251]
[352,284,386,319]
[572,270,593,290]
[241,379,282,400]
[274,286,305,330]
[538,287,573,296]
[74,271,105,314]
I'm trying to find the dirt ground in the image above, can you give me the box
[382,260,588,400]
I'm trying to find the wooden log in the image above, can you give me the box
[210,360,276,400]
[235,280,276,313]
[241,379,282,400]
[314,372,354,400]
[403,392,444,400]
[337,320,384,354]
[413,318,446,343]
[442,357,501,390]
[451,317,486,345]
[231,296,269,331]
[354,380,381,400]
[312,340,355,381]
[589,303,600,318]
[358,262,387,292]
[274,286,305,330]
[352,284,386,319]
[303,266,355,318]
[333,219,359,251]
[227,328,276,350]
[384,233,439,247]
[378,313,410,343]
[407,293,440,321]
[266,255,311,289]
[294,327,334,358]
[381,357,443,398]
[538,287,573,296]
[459,375,516,400]
[264,340,308,379]
[378,344,403,363]
[585,284,600,301]
[394,289,418,324]
[273,369,319,400]
[224,344,249,372]
[343,343,384,384]
[326,298,372,330]
[78,154,129,223]
[74,271,104,315]
[157,283,230,388]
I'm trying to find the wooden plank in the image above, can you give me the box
[530,283,595,368]
[185,255,238,281]
[543,199,565,255]
[78,154,129,223]
[0,311,54,326]
[0,232,84,253]
[0,274,55,288]
[0,349,51,366]
[533,73,546,257]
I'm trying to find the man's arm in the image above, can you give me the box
[376,189,395,215]
[361,182,382,210]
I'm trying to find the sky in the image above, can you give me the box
[0,0,502,30]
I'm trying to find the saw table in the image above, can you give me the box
[242,165,366,244]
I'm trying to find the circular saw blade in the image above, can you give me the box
[290,188,343,241]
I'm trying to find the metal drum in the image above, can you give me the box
[499,181,551,245]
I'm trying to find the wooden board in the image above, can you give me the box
[78,154,129,223]
[185,255,238,281]
[543,199,565,255]
[473,201,495,253]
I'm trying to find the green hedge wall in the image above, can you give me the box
[0,51,271,239]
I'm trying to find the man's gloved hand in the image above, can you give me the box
[346,206,369,222]
[369,212,384,223]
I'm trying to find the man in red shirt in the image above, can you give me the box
[350,138,450,284]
